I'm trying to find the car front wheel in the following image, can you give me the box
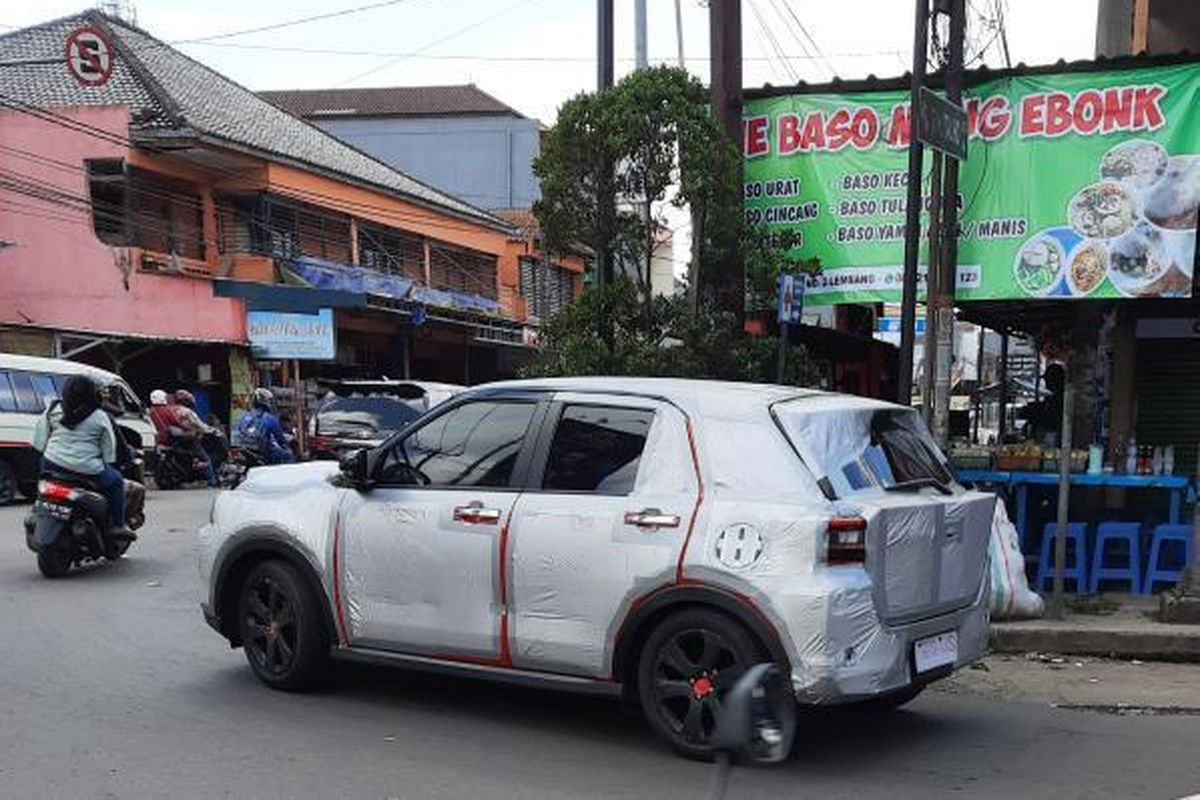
[237,560,327,691]
[637,608,768,760]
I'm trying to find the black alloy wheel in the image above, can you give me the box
[237,560,327,691]
[637,609,765,760]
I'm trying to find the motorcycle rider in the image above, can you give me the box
[31,374,132,540]
[234,388,294,465]
[173,390,218,487]
[148,388,182,447]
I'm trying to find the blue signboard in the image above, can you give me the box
[777,273,805,325]
[246,308,335,360]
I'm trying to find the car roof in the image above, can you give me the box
[0,353,124,384]
[471,376,869,418]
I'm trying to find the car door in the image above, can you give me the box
[337,396,544,660]
[507,394,700,677]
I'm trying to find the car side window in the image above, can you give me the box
[31,374,59,408]
[379,401,536,488]
[8,371,44,413]
[542,405,655,494]
[0,372,17,412]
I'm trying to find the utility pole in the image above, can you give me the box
[922,149,943,426]
[931,0,966,448]
[596,0,615,292]
[635,0,648,69]
[708,0,743,322]
[674,0,685,67]
[897,0,931,405]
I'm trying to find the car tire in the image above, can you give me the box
[0,458,17,505]
[237,559,328,691]
[848,684,925,713]
[636,608,767,760]
[37,549,72,579]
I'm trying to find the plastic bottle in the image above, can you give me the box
[1164,445,1175,476]
[1125,436,1137,475]
[1152,446,1164,476]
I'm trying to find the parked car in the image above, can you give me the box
[198,378,992,759]
[308,379,462,460]
[0,354,155,503]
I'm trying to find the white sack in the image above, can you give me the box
[988,500,1044,619]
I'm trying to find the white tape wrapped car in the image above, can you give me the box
[199,378,993,758]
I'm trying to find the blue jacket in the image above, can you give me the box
[234,406,290,459]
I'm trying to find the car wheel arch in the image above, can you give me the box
[213,533,336,648]
[611,584,791,700]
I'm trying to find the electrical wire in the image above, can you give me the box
[335,0,540,87]
[171,0,415,45]
[175,39,905,64]
[747,0,798,84]
[776,0,839,79]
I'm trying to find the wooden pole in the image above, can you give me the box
[1048,360,1074,620]
[292,359,306,460]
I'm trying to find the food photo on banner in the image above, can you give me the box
[742,60,1200,304]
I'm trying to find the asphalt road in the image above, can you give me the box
[2,489,1199,800]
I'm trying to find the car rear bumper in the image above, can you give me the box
[785,576,989,704]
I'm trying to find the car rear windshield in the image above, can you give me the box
[774,402,954,499]
[316,396,422,435]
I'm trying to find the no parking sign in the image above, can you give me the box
[65,26,114,87]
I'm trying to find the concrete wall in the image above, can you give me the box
[0,105,246,343]
[311,115,540,211]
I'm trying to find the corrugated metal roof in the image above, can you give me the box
[745,51,1200,99]
[258,84,525,119]
[0,11,513,233]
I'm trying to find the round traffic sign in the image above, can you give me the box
[65,26,114,87]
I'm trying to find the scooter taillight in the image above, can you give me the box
[38,481,80,502]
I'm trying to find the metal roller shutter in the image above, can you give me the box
[1135,339,1200,478]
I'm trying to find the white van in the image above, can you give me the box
[0,354,156,502]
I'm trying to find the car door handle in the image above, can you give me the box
[453,502,502,525]
[623,508,681,529]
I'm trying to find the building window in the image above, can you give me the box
[430,241,498,299]
[86,160,206,260]
[357,223,424,280]
[520,257,576,320]
[217,194,352,263]
[86,160,126,245]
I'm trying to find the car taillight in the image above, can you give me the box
[38,481,79,502]
[825,516,867,565]
[311,435,333,452]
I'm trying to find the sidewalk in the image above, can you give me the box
[989,594,1200,662]
[936,653,1200,712]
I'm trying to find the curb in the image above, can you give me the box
[989,625,1200,662]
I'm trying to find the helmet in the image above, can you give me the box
[150,389,168,406]
[253,387,275,409]
[175,389,196,408]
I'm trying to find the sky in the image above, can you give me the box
[3,0,1101,125]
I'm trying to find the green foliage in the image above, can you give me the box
[523,277,818,385]
[533,66,740,292]
[743,228,823,315]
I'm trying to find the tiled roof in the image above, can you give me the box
[0,11,511,232]
[258,85,525,119]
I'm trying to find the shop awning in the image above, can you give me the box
[212,278,366,313]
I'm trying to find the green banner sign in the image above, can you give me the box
[743,63,1200,304]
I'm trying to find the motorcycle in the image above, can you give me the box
[219,444,266,489]
[154,429,229,490]
[24,459,147,579]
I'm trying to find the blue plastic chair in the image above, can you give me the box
[1145,524,1196,593]
[1036,522,1089,594]
[1089,521,1142,595]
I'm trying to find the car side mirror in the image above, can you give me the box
[340,449,372,489]
[711,663,796,764]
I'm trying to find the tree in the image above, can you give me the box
[530,66,821,386]
[534,66,739,301]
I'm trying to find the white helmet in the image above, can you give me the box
[150,389,168,406]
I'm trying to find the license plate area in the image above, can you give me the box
[36,502,73,520]
[913,630,958,675]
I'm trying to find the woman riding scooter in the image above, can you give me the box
[31,375,133,540]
